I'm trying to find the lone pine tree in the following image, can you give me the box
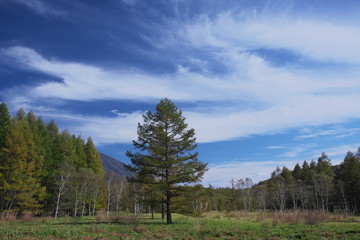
[127,98,207,224]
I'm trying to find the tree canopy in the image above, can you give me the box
[127,98,207,224]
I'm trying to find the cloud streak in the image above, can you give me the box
[295,128,360,140]
[202,160,300,187]
[13,0,65,16]
[3,44,360,144]
[202,142,360,187]
[179,13,360,64]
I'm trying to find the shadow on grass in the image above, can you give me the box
[51,217,173,226]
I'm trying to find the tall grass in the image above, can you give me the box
[252,209,355,225]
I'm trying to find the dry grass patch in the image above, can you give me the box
[224,211,248,219]
[95,210,106,222]
[255,212,267,222]
[152,232,174,239]
[21,212,33,222]
[5,214,17,222]
[133,226,148,234]
[79,237,110,240]
[40,216,51,223]
[109,232,131,238]
[254,210,350,226]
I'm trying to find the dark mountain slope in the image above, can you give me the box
[100,152,133,177]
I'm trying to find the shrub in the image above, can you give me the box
[255,212,266,222]
[272,217,279,226]
[224,211,236,219]
[21,212,33,222]
[96,210,106,222]
[6,214,17,222]
[110,215,123,223]
[40,216,51,223]
[284,210,302,225]
[213,213,221,219]
[133,226,148,234]
[303,211,328,225]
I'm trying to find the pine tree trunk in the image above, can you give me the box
[166,191,172,224]
[161,201,165,219]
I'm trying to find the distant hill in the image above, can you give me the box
[100,152,133,178]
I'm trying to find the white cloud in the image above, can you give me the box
[295,128,360,140]
[202,160,300,187]
[185,94,360,142]
[3,45,360,144]
[180,13,360,64]
[120,0,137,6]
[280,144,317,158]
[110,110,136,118]
[38,111,143,146]
[202,142,360,187]
[3,47,223,102]
[314,144,360,163]
[13,0,64,16]
[266,146,286,149]
[3,9,360,145]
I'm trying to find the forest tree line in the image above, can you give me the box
[0,102,105,216]
[103,150,360,217]
[1,101,360,218]
[173,151,360,216]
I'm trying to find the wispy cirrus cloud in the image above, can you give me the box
[29,110,143,145]
[280,144,318,158]
[177,13,360,64]
[202,142,360,187]
[202,159,300,187]
[315,144,360,162]
[295,128,360,140]
[13,0,65,16]
[3,44,360,144]
[266,146,286,149]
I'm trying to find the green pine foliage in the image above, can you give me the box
[0,102,105,215]
[336,151,360,213]
[85,137,104,176]
[74,136,87,169]
[127,98,207,224]
[2,119,45,213]
[0,103,11,209]
[0,103,11,149]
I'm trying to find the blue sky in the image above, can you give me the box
[1,0,360,186]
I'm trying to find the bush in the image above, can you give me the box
[255,212,267,222]
[284,209,302,225]
[303,211,328,225]
[40,216,51,223]
[6,214,17,222]
[272,216,280,226]
[95,210,106,222]
[21,212,33,222]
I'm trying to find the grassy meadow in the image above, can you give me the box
[0,211,359,240]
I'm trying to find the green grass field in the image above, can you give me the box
[0,211,359,239]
